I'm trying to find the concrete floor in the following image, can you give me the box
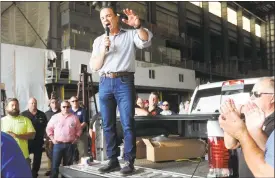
[35,153,209,177]
[31,152,51,178]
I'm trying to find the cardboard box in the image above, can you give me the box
[136,137,146,159]
[142,137,206,162]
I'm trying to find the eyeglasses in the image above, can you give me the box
[71,100,78,103]
[250,91,274,98]
[62,106,70,108]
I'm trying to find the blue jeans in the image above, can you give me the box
[51,143,76,178]
[99,74,136,162]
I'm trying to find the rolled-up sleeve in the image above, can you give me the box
[133,28,153,49]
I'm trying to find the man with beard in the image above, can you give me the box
[21,97,48,178]
[44,98,61,176]
[1,98,36,162]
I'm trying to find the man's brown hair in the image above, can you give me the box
[151,92,159,99]
[6,98,19,107]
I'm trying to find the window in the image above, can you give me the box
[62,29,70,48]
[149,70,155,79]
[255,24,261,37]
[243,16,250,32]
[209,2,221,17]
[65,61,69,69]
[179,74,184,82]
[160,47,181,63]
[190,84,254,113]
[156,2,179,37]
[227,8,237,25]
[190,1,202,7]
[144,51,151,62]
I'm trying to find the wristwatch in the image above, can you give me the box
[134,24,142,30]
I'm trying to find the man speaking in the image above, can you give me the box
[89,6,153,175]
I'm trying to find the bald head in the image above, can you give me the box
[251,76,274,114]
[255,76,275,93]
[28,97,37,111]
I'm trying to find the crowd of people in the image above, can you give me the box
[135,92,190,116]
[1,96,89,178]
[1,3,274,178]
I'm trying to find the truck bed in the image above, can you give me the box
[60,159,208,178]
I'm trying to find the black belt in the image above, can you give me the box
[101,72,134,78]
[56,141,73,144]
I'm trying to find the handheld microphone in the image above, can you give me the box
[105,24,110,52]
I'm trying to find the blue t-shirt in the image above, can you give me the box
[265,130,274,167]
[1,132,32,178]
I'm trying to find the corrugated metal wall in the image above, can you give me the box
[1,2,50,49]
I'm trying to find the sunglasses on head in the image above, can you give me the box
[250,91,274,98]
[62,106,70,108]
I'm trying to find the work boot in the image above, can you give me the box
[98,158,121,173]
[120,161,134,175]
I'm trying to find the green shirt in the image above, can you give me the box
[1,115,36,158]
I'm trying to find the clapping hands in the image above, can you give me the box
[243,101,265,132]
[219,99,246,140]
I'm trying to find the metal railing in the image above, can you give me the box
[137,51,271,79]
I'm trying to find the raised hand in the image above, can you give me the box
[122,8,141,28]
[219,99,246,140]
[244,101,265,132]
[220,98,239,117]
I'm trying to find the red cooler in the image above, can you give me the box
[207,120,233,177]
